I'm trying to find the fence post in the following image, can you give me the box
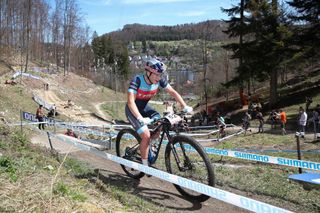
[54,119,56,134]
[295,135,302,174]
[46,131,54,151]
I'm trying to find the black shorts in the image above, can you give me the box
[125,104,160,134]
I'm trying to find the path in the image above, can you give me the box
[30,131,248,213]
[34,89,107,125]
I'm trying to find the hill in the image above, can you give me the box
[0,56,320,212]
[105,20,230,42]
[0,55,128,124]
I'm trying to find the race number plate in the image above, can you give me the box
[165,113,182,125]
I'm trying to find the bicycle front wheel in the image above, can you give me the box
[116,128,145,179]
[165,135,214,202]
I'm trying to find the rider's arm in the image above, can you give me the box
[165,86,187,109]
[127,92,143,119]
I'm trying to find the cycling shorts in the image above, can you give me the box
[125,104,160,134]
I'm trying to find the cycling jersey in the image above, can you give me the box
[126,74,171,134]
[128,74,170,110]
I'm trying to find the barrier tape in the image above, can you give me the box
[204,147,320,171]
[232,148,320,154]
[56,122,117,138]
[21,111,320,171]
[53,134,293,213]
[9,121,48,126]
[13,71,41,80]
[159,141,320,171]
[22,111,129,137]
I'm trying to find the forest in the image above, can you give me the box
[0,0,319,107]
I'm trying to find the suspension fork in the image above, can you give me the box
[167,133,190,171]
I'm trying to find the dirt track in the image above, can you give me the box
[31,132,249,213]
[75,151,249,213]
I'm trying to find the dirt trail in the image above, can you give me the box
[30,132,248,213]
[34,89,108,125]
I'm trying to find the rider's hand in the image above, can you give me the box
[183,105,193,113]
[138,117,153,125]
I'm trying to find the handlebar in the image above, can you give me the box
[149,111,192,132]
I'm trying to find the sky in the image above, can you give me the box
[78,0,238,36]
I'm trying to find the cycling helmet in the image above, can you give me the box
[145,58,166,74]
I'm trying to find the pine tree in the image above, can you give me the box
[91,31,103,67]
[287,0,320,58]
[223,0,292,106]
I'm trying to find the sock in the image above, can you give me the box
[142,159,149,166]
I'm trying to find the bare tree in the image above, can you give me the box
[24,0,32,73]
[62,0,80,76]
[51,0,63,72]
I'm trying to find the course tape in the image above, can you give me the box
[22,111,131,137]
[13,71,41,80]
[231,148,320,154]
[56,122,118,138]
[53,134,293,213]
[204,147,320,171]
[22,111,118,138]
[22,112,320,171]
[159,141,320,171]
[8,121,48,126]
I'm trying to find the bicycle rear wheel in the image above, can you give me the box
[116,128,145,179]
[165,135,214,202]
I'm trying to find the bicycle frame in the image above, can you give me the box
[149,119,190,171]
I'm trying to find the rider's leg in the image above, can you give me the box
[139,129,151,165]
[143,105,161,141]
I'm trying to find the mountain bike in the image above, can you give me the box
[115,112,215,202]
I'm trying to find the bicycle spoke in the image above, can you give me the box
[116,129,145,179]
[165,135,214,202]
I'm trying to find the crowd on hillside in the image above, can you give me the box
[190,95,320,140]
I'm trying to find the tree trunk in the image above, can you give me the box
[239,0,245,102]
[269,69,278,107]
[24,0,32,73]
[269,0,279,107]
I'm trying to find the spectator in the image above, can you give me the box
[311,109,320,139]
[201,110,208,125]
[279,109,287,135]
[256,108,264,133]
[242,111,251,134]
[64,128,78,138]
[297,106,307,138]
[268,110,278,129]
[216,112,226,138]
[224,112,232,124]
[36,105,45,130]
[306,96,313,111]
[47,104,57,118]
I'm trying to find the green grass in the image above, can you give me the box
[215,164,320,213]
[0,126,168,212]
[101,102,127,120]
